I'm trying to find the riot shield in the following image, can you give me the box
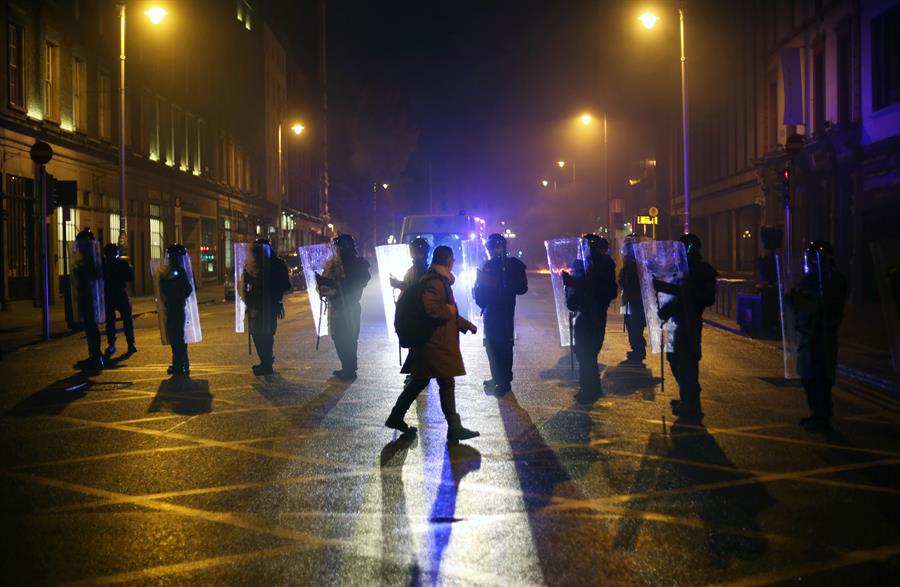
[458,237,488,327]
[375,244,411,342]
[775,253,800,379]
[70,240,106,324]
[544,237,581,347]
[151,252,202,345]
[298,243,334,337]
[234,241,272,333]
[871,239,900,372]
[633,240,689,353]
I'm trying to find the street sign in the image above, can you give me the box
[637,215,658,225]
[648,206,659,218]
[30,141,53,165]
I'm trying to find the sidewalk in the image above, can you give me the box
[704,303,900,394]
[0,284,223,358]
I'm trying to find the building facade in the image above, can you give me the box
[663,0,899,301]
[0,0,324,307]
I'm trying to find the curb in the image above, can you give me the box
[703,317,900,395]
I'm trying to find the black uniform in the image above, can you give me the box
[656,251,718,416]
[619,256,646,361]
[243,254,291,371]
[789,268,848,423]
[392,259,428,292]
[565,254,618,395]
[322,252,371,377]
[160,263,193,375]
[104,256,135,353]
[474,255,528,392]
[73,247,103,366]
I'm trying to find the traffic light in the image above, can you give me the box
[44,174,77,216]
[781,166,791,207]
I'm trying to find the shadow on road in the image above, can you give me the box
[148,378,212,415]
[538,352,581,389]
[613,420,773,569]
[427,443,481,585]
[379,432,420,584]
[4,373,136,417]
[253,375,353,430]
[602,360,660,401]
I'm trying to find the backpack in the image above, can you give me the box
[394,276,441,348]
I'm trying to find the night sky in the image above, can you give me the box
[328,0,682,258]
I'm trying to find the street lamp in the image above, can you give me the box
[557,160,566,168]
[291,123,305,135]
[541,179,550,188]
[640,7,690,234]
[117,4,168,254]
[580,113,592,125]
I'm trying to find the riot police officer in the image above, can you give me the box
[788,241,848,431]
[563,234,618,400]
[619,234,646,363]
[241,239,292,375]
[160,244,193,376]
[318,234,371,380]
[103,243,137,356]
[474,233,528,395]
[390,237,430,292]
[72,230,105,370]
[654,233,718,421]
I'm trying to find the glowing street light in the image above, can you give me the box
[291,123,305,135]
[580,113,592,125]
[541,179,550,188]
[638,12,659,29]
[382,183,390,190]
[557,160,566,168]
[144,7,168,24]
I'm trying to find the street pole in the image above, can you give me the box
[39,165,50,340]
[319,0,330,234]
[118,4,128,254]
[679,5,690,235]
[372,182,377,254]
[603,112,609,233]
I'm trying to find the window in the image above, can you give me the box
[195,119,204,175]
[73,58,87,131]
[223,217,232,271]
[172,105,183,169]
[8,23,23,107]
[149,204,164,261]
[814,49,826,133]
[99,72,112,139]
[109,198,120,245]
[57,209,81,276]
[184,112,194,172]
[767,72,778,149]
[736,206,758,273]
[837,26,852,124]
[872,4,900,111]
[150,96,161,160]
[237,1,252,30]
[44,42,60,121]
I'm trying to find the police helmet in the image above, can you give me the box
[486,233,507,249]
[103,243,120,259]
[582,233,609,252]
[166,243,187,257]
[75,229,95,242]
[333,233,356,251]
[409,237,430,256]
[803,240,835,273]
[679,233,702,255]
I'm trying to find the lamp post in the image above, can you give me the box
[640,7,690,235]
[373,182,389,253]
[117,5,167,255]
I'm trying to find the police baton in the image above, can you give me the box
[568,311,575,371]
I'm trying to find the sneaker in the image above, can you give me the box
[483,379,496,389]
[493,383,512,396]
[104,344,116,356]
[334,370,357,381]
[385,416,417,434]
[253,364,274,375]
[447,425,480,443]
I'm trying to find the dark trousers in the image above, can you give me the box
[170,343,189,374]
[485,338,514,387]
[84,316,102,359]
[667,352,701,406]
[574,313,607,393]
[105,295,134,348]
[251,315,278,367]
[390,377,457,423]
[801,376,833,420]
[332,305,361,373]
[624,310,646,359]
